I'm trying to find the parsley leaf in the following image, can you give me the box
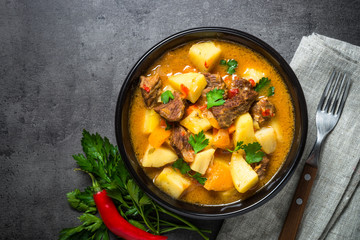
[172,159,207,185]
[227,141,244,153]
[268,86,275,96]
[160,90,174,104]
[59,213,108,240]
[243,142,265,164]
[254,77,270,92]
[165,121,172,130]
[67,188,96,213]
[206,88,225,109]
[172,158,191,174]
[220,59,238,75]
[188,130,209,153]
[192,172,207,185]
[79,213,103,232]
[228,141,265,164]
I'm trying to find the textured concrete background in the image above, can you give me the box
[1,0,359,239]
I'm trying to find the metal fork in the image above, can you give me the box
[279,70,351,240]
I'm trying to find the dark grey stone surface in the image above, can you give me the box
[1,0,359,239]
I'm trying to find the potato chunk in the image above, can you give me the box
[230,152,259,193]
[168,73,207,103]
[141,145,178,168]
[143,109,160,134]
[189,42,221,72]
[180,109,212,134]
[269,118,283,141]
[190,148,215,174]
[242,68,265,83]
[154,167,191,199]
[255,127,277,154]
[204,132,214,149]
[233,113,256,146]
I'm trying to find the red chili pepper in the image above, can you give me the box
[142,85,151,93]
[94,189,167,240]
[261,109,270,117]
[249,79,256,87]
[228,88,239,99]
[180,84,190,98]
[204,61,209,69]
[198,104,207,111]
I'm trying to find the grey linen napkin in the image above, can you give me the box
[217,33,360,240]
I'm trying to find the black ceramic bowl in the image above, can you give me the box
[115,27,307,220]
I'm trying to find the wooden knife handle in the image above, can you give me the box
[278,163,318,240]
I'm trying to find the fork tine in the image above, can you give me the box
[336,76,351,116]
[329,73,346,114]
[318,70,337,111]
[323,71,341,112]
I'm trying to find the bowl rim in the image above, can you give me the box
[115,27,308,219]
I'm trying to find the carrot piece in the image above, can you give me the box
[208,117,220,129]
[213,128,231,149]
[148,127,171,148]
[160,119,167,128]
[204,160,234,191]
[186,105,198,116]
[180,84,190,98]
[228,124,236,134]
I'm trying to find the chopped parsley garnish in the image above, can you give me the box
[243,142,265,164]
[227,141,244,153]
[228,141,265,164]
[206,88,225,109]
[172,158,191,174]
[254,77,271,92]
[160,90,174,104]
[188,130,209,154]
[220,59,238,74]
[268,86,275,96]
[172,159,207,185]
[165,121,172,130]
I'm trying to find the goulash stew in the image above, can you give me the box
[129,40,294,205]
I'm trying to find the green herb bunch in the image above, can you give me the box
[60,130,210,240]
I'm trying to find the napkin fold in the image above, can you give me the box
[217,33,360,240]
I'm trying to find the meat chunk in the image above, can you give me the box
[252,155,270,180]
[197,73,227,106]
[169,125,195,162]
[140,73,162,108]
[231,78,253,90]
[202,73,227,96]
[250,97,276,126]
[154,92,185,122]
[210,80,258,128]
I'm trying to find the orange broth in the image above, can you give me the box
[129,40,294,205]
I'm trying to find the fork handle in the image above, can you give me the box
[278,163,318,240]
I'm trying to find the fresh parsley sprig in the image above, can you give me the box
[220,59,238,75]
[172,159,207,185]
[206,88,225,109]
[61,130,211,240]
[268,86,275,96]
[254,77,270,92]
[227,141,244,153]
[228,141,265,164]
[254,77,275,97]
[160,90,174,104]
[189,130,209,153]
